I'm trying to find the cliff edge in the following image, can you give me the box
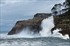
[8,13,51,35]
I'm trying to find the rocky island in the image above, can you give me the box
[8,10,70,37]
[8,13,51,35]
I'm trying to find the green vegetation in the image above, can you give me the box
[51,0,70,16]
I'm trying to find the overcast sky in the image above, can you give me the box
[0,0,65,32]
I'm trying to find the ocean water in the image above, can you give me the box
[0,35,70,46]
[0,16,70,46]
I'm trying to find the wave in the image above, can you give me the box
[0,37,70,46]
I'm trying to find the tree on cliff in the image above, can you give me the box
[58,3,62,14]
[63,0,70,11]
[51,7,57,16]
[66,0,70,8]
[51,0,70,16]
[51,3,62,15]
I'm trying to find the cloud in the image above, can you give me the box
[6,24,14,27]
[0,0,65,31]
[0,0,37,6]
[0,0,65,6]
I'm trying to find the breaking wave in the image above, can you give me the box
[0,16,69,39]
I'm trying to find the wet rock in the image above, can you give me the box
[8,10,70,37]
[51,10,70,37]
[8,13,51,35]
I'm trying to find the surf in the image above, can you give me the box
[0,16,69,39]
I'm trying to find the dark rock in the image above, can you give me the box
[8,10,70,38]
[34,13,51,19]
[51,10,70,37]
[8,13,51,35]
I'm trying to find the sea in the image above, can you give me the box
[0,32,70,46]
[0,16,70,46]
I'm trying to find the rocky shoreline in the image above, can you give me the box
[8,10,70,38]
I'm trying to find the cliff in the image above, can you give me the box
[51,10,70,37]
[8,11,70,37]
[8,13,51,35]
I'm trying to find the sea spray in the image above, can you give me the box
[40,16,54,37]
[16,27,40,38]
[0,16,69,39]
[52,29,62,37]
[39,16,69,39]
[52,29,69,39]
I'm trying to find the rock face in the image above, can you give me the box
[8,13,51,35]
[51,10,70,37]
[8,11,70,37]
[34,13,51,19]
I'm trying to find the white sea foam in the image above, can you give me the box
[16,28,40,38]
[52,29,69,39]
[39,16,69,39]
[0,28,40,39]
[40,16,54,37]
[39,16,60,37]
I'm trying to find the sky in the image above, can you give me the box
[0,0,65,32]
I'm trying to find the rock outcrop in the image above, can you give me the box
[51,10,70,37]
[8,13,51,35]
[8,11,70,37]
